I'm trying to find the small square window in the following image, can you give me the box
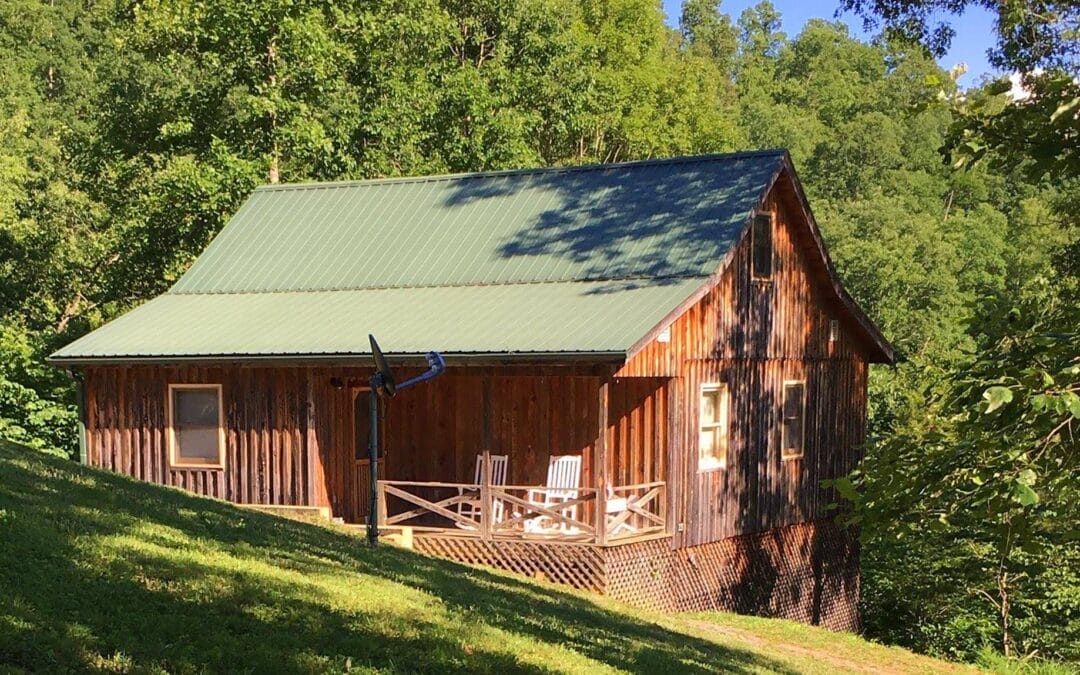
[752,212,773,279]
[699,384,729,470]
[782,381,805,459]
[829,319,840,343]
[168,385,224,468]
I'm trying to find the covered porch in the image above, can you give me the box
[377,455,668,546]
[331,367,673,547]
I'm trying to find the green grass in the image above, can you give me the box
[0,440,978,674]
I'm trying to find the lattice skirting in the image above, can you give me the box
[411,520,860,632]
[605,520,860,631]
[411,536,607,593]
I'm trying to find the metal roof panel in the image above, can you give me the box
[170,151,784,294]
[51,280,704,361]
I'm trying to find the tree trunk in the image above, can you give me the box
[998,570,1014,658]
[268,150,280,184]
[267,37,280,184]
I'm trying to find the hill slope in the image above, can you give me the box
[0,441,966,674]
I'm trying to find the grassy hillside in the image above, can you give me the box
[0,441,970,674]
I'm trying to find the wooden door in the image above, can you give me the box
[350,387,375,523]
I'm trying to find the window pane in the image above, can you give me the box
[701,389,717,424]
[176,389,218,426]
[783,383,803,419]
[700,429,715,459]
[177,427,220,461]
[782,383,805,455]
[752,213,773,278]
[173,388,221,464]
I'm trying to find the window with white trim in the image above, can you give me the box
[699,383,729,470]
[168,384,225,468]
[782,381,805,459]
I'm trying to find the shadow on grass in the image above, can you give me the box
[0,444,795,673]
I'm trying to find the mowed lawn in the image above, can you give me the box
[0,441,969,674]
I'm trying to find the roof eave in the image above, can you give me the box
[776,154,897,365]
[47,350,629,368]
[624,151,897,366]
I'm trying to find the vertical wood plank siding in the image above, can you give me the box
[618,174,870,547]
[84,365,314,506]
[82,365,628,524]
[607,377,668,489]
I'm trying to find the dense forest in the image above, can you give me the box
[1,0,1076,666]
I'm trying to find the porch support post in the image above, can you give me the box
[367,374,381,546]
[479,450,492,541]
[667,377,682,545]
[595,380,609,546]
[69,368,88,465]
[305,373,318,507]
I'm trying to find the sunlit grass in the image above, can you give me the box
[0,440,970,673]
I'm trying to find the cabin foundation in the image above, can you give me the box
[409,519,859,631]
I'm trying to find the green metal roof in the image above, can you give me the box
[50,280,702,361]
[52,151,786,362]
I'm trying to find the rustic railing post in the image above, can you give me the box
[479,450,492,541]
[659,482,667,533]
[377,481,387,528]
[595,381,609,546]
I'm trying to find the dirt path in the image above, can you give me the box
[680,618,975,674]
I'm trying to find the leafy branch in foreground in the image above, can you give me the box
[830,279,1080,658]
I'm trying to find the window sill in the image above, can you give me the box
[697,459,727,473]
[170,462,226,471]
[781,454,803,462]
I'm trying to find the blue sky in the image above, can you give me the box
[660,0,999,86]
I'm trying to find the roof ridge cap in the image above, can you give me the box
[251,149,789,193]
[166,275,712,297]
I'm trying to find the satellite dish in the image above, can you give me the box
[369,334,397,397]
[363,334,446,547]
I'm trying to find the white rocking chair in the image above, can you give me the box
[456,454,508,528]
[523,455,583,534]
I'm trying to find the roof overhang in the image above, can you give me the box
[625,151,896,366]
[48,350,628,368]
[48,279,704,365]
[773,155,896,363]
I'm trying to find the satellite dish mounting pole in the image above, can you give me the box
[366,335,445,547]
[367,370,383,547]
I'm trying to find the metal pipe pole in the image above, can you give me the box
[367,373,381,546]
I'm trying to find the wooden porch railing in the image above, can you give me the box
[606,481,666,539]
[376,477,667,545]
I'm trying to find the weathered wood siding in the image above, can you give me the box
[82,364,615,523]
[83,365,316,506]
[619,173,871,547]
[606,377,668,489]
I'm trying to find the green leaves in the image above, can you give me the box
[831,476,860,502]
[982,386,1013,413]
[1012,481,1039,507]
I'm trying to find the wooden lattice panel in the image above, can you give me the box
[603,520,860,631]
[411,521,859,632]
[412,536,606,593]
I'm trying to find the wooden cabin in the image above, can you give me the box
[51,150,894,631]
